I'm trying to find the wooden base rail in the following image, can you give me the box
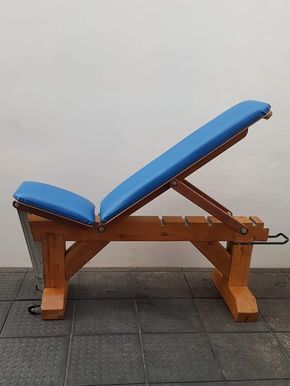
[28,214,268,321]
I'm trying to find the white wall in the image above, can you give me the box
[1,0,289,267]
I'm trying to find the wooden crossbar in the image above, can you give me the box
[28,214,268,242]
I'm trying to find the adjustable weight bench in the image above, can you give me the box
[13,100,288,321]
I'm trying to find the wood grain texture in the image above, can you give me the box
[30,215,268,242]
[192,241,231,278]
[212,269,258,322]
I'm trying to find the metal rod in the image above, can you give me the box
[235,232,289,246]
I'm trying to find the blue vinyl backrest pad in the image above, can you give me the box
[100,100,270,223]
[13,181,96,225]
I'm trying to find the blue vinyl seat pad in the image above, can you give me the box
[13,181,95,225]
[100,100,270,223]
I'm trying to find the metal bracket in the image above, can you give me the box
[235,233,289,246]
[17,210,44,290]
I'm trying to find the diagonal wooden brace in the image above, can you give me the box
[171,178,248,235]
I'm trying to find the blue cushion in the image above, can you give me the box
[13,181,95,225]
[100,100,270,222]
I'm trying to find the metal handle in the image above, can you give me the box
[235,232,289,246]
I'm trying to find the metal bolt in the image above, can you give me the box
[171,180,177,187]
[98,225,105,233]
[240,227,248,235]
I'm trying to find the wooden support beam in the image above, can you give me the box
[192,241,231,278]
[65,241,109,280]
[212,241,258,322]
[41,234,68,320]
[29,215,269,243]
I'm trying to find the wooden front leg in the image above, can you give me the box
[41,234,68,320]
[212,242,258,321]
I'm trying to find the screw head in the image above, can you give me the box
[171,180,177,187]
[98,225,105,233]
[240,227,248,235]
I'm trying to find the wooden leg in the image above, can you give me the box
[41,234,68,320]
[212,242,258,322]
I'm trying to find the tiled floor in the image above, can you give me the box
[0,267,290,385]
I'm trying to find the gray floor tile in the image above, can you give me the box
[184,271,221,298]
[182,267,212,271]
[74,271,136,299]
[0,272,25,300]
[17,271,80,300]
[150,383,227,386]
[134,272,191,298]
[249,272,290,298]
[276,332,290,355]
[195,298,269,332]
[132,267,182,272]
[67,334,145,385]
[250,268,284,272]
[137,298,204,333]
[228,380,290,385]
[80,266,133,271]
[142,333,224,382]
[0,302,12,332]
[81,267,182,272]
[259,299,290,331]
[16,271,42,300]
[0,336,69,385]
[0,267,28,272]
[74,299,138,334]
[68,272,81,299]
[1,300,73,337]
[209,332,290,380]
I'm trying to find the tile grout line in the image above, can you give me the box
[183,270,227,382]
[134,299,149,386]
[272,331,290,361]
[63,302,76,386]
[0,271,29,333]
[0,301,14,337]
[15,271,27,300]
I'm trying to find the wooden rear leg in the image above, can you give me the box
[41,234,68,320]
[212,242,258,322]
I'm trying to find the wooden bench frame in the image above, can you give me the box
[13,111,273,321]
